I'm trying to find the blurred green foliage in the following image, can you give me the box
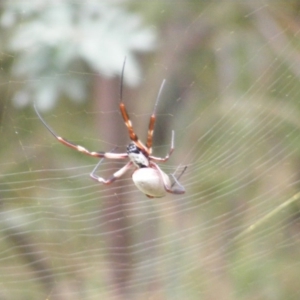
[1,0,156,110]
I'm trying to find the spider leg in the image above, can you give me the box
[169,173,186,194]
[119,102,146,150]
[151,162,185,194]
[171,166,187,187]
[149,130,174,163]
[170,166,187,192]
[119,59,148,152]
[90,160,133,185]
[34,104,128,159]
[146,79,166,154]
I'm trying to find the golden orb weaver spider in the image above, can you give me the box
[34,60,186,198]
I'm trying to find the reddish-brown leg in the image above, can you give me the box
[119,102,147,151]
[119,58,148,152]
[34,104,128,159]
[146,80,166,154]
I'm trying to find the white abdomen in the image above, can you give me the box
[132,168,171,198]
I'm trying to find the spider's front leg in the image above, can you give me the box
[34,104,128,159]
[90,159,133,185]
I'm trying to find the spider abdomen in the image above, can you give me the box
[132,168,171,198]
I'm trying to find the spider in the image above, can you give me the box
[34,60,186,198]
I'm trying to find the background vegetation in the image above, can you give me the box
[1,1,300,299]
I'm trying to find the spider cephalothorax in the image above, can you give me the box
[126,142,149,168]
[34,59,185,198]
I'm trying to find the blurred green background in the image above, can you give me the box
[1,1,300,299]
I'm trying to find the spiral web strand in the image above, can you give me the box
[1,2,300,299]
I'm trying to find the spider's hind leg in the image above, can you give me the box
[169,166,187,194]
[152,163,186,195]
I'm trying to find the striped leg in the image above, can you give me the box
[119,58,147,152]
[146,79,166,154]
[119,101,147,151]
[34,104,128,159]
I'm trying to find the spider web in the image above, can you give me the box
[1,1,300,299]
